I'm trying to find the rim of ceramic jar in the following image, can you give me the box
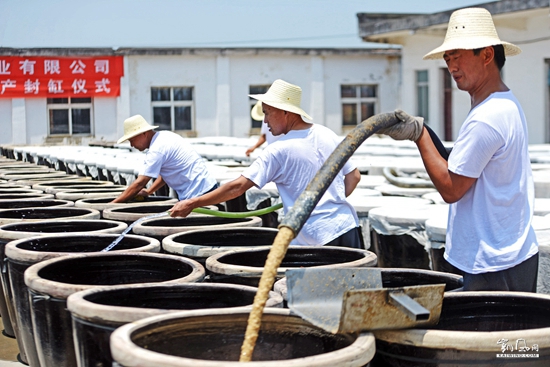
[162,227,279,258]
[24,251,205,299]
[5,232,160,264]
[67,282,284,323]
[110,307,376,367]
[205,245,378,276]
[373,291,550,351]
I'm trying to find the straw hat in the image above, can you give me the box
[423,7,521,60]
[117,115,158,144]
[250,100,264,121]
[249,79,312,121]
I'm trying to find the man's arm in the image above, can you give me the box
[344,168,361,197]
[111,175,152,203]
[138,176,165,197]
[415,127,476,203]
[169,175,255,217]
[245,134,267,156]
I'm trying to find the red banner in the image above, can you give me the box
[0,56,124,98]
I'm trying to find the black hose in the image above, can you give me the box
[280,111,400,235]
[425,124,451,161]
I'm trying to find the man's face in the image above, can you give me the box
[128,133,148,151]
[262,104,287,136]
[443,48,488,93]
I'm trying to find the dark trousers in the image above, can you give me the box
[462,253,539,292]
[324,227,364,249]
[204,182,219,194]
[178,183,219,201]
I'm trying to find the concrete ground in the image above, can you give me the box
[0,319,24,366]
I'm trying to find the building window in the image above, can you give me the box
[416,70,429,123]
[546,59,550,143]
[249,85,270,129]
[341,85,377,127]
[47,97,92,135]
[151,87,194,131]
[442,68,453,141]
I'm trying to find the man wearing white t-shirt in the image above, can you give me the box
[170,79,363,248]
[111,115,218,203]
[380,8,538,292]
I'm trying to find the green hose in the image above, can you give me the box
[103,204,283,252]
[190,202,283,218]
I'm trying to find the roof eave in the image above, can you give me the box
[358,0,550,39]
[0,47,402,57]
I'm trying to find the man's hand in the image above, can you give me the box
[378,109,424,142]
[137,189,150,198]
[169,199,194,218]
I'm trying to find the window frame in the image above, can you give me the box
[546,59,550,143]
[416,70,430,124]
[340,84,378,128]
[151,86,195,132]
[47,97,93,136]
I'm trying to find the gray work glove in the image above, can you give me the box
[378,109,424,142]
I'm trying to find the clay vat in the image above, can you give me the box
[371,292,550,366]
[0,199,74,210]
[102,203,217,224]
[110,308,376,367]
[132,215,263,242]
[67,282,283,367]
[0,207,100,225]
[4,233,159,367]
[162,227,279,266]
[369,204,449,270]
[24,252,204,367]
[206,246,378,287]
[74,196,178,217]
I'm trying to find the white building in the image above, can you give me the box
[121,47,401,139]
[0,47,401,146]
[0,0,460,148]
[357,0,550,143]
[5,0,546,147]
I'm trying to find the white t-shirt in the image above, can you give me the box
[445,91,538,274]
[140,131,217,200]
[260,121,281,145]
[243,124,359,246]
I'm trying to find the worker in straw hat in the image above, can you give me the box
[170,79,363,248]
[245,100,282,157]
[379,7,538,292]
[111,114,218,203]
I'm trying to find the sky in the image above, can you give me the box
[0,0,494,49]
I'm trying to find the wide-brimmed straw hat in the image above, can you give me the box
[423,7,521,60]
[250,100,264,121]
[249,79,312,121]
[117,115,158,144]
